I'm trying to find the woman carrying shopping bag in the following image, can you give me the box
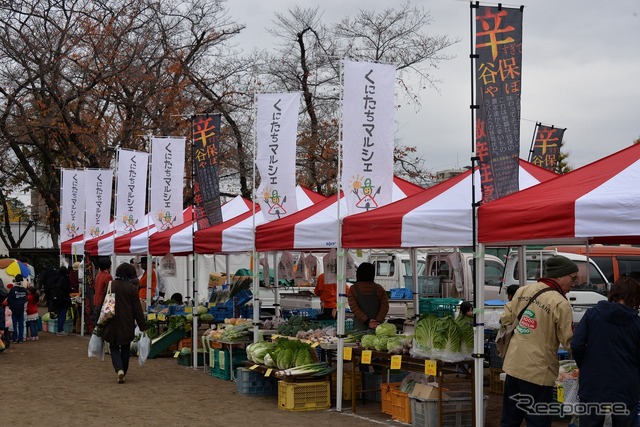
[98,262,147,384]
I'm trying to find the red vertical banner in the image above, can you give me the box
[475,5,523,202]
[193,114,223,229]
[530,124,565,172]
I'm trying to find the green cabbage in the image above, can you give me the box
[415,314,439,350]
[455,314,474,354]
[360,334,377,349]
[375,322,397,337]
[386,335,409,353]
[434,316,461,353]
[374,336,389,351]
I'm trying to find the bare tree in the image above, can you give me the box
[0,0,241,247]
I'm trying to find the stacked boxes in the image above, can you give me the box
[277,381,330,411]
[410,390,487,427]
[209,348,246,380]
[236,367,279,396]
[362,371,409,402]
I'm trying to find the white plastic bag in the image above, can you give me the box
[88,333,104,360]
[138,333,151,366]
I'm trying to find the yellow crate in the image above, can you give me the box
[278,381,331,412]
[381,382,401,415]
[330,368,361,401]
[490,367,504,394]
[391,388,411,424]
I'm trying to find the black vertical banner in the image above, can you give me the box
[193,114,223,229]
[530,124,565,172]
[475,6,523,202]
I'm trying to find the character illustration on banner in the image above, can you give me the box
[350,175,380,211]
[121,214,138,232]
[66,223,80,238]
[156,210,176,230]
[89,226,101,238]
[263,187,287,219]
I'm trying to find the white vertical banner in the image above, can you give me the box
[150,136,186,231]
[256,92,300,221]
[341,60,396,215]
[84,169,113,239]
[60,169,86,243]
[115,148,149,235]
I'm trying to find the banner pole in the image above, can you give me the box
[528,122,540,162]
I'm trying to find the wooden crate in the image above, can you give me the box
[489,367,504,394]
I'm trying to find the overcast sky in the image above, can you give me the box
[226,0,640,172]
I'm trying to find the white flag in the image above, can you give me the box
[115,148,149,235]
[341,60,396,215]
[150,137,186,231]
[256,92,300,221]
[60,169,85,242]
[84,169,113,239]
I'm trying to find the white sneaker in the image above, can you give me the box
[117,370,125,384]
[56,331,68,336]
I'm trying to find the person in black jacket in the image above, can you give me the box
[572,276,640,427]
[53,266,72,336]
[99,262,147,384]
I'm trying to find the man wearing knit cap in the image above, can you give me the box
[500,255,578,426]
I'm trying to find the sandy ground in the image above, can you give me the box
[1,320,570,427]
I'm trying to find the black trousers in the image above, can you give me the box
[501,374,554,427]
[110,343,131,375]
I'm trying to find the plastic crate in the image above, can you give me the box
[363,371,409,402]
[47,319,73,334]
[315,318,353,332]
[403,276,441,295]
[211,348,246,380]
[390,288,413,300]
[381,382,401,415]
[236,367,279,396]
[330,368,361,401]
[418,298,462,318]
[489,367,504,394]
[410,390,487,427]
[391,387,412,423]
[277,380,330,411]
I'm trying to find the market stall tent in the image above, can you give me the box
[342,160,557,248]
[194,185,327,254]
[148,196,252,256]
[478,144,640,246]
[254,176,424,252]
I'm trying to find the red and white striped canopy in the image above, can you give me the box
[254,177,424,252]
[479,145,640,246]
[342,160,557,249]
[147,196,253,256]
[194,186,326,254]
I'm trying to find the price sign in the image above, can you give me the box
[208,302,215,308]
[311,342,319,348]
[265,368,273,377]
[361,350,372,364]
[147,313,157,320]
[173,351,180,358]
[185,307,193,313]
[557,385,564,403]
[390,355,402,370]
[249,364,259,370]
[343,347,352,361]
[424,359,437,376]
[158,314,166,321]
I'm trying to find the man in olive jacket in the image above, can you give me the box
[500,255,577,427]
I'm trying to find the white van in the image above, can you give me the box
[501,250,610,323]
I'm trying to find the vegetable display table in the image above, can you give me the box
[347,348,475,426]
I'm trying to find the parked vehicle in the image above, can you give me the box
[543,245,640,283]
[501,250,610,324]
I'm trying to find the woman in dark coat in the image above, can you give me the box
[99,262,147,384]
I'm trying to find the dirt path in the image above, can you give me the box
[2,323,570,426]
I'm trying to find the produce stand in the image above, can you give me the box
[348,347,476,426]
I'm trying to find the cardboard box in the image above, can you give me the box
[208,272,227,287]
[410,383,448,400]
